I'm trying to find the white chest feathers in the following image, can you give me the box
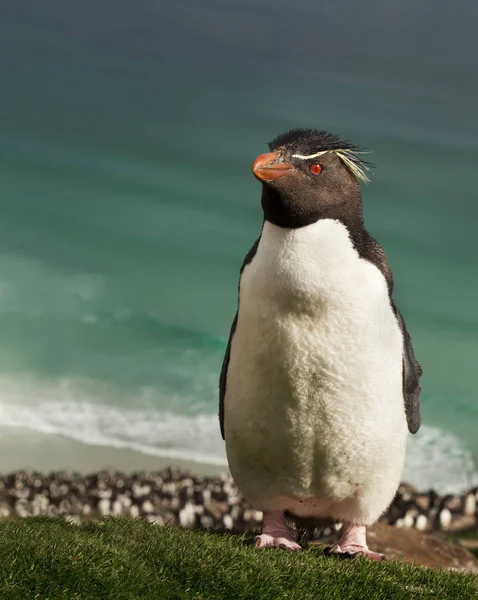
[224,219,408,523]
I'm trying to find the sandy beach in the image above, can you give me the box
[0,428,225,475]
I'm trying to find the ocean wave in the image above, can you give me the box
[0,377,227,467]
[405,426,478,493]
[0,402,227,467]
[0,253,227,348]
[0,376,475,492]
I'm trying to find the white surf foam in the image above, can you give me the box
[0,376,227,467]
[404,425,478,493]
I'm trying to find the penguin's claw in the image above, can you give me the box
[324,522,387,561]
[254,534,302,551]
[255,514,302,551]
[325,544,387,561]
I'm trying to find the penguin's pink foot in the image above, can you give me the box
[255,533,302,550]
[326,522,386,562]
[327,544,386,561]
[254,513,302,551]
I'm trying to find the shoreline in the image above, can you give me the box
[0,428,225,476]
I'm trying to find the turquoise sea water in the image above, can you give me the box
[0,1,477,491]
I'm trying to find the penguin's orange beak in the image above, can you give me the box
[252,152,295,182]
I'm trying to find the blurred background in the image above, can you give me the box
[0,0,477,493]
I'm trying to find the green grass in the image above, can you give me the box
[0,518,476,600]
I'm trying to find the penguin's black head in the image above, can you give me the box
[252,129,371,229]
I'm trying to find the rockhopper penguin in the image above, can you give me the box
[219,129,422,560]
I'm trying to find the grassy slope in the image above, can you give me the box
[0,518,476,600]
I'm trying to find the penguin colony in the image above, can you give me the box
[220,129,423,560]
[1,469,476,535]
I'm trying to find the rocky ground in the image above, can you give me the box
[1,468,477,538]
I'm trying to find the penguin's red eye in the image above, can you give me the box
[310,164,322,175]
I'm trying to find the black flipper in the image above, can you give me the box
[219,238,260,440]
[359,231,422,434]
[219,312,237,440]
[392,301,422,434]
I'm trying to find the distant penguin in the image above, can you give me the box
[219,129,422,560]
